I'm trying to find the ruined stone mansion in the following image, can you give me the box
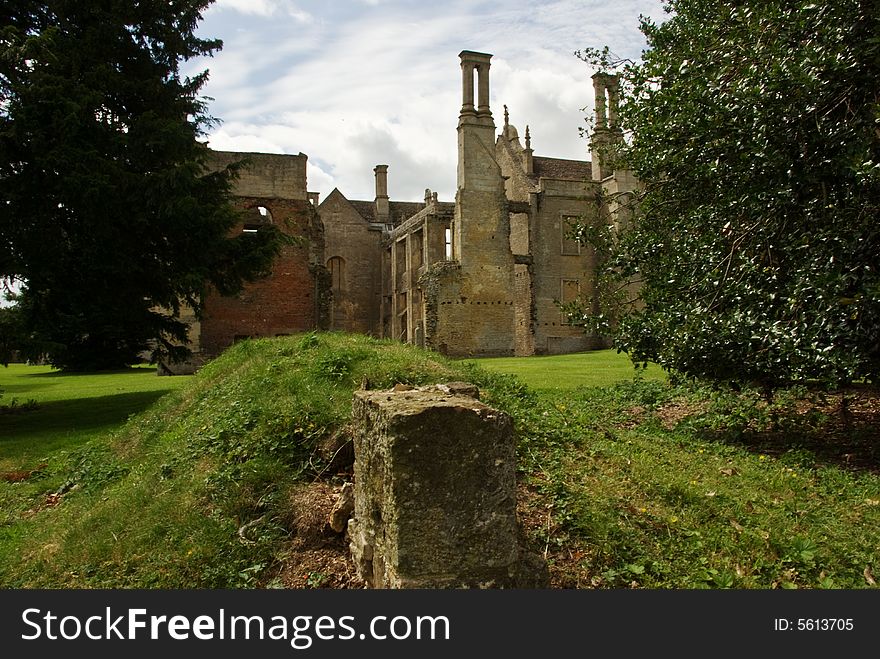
[176,51,637,370]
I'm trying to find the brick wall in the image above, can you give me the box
[200,195,326,356]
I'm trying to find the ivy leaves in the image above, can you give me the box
[579,0,880,389]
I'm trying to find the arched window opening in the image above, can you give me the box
[243,205,273,234]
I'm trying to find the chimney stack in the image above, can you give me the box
[458,51,493,126]
[374,164,390,222]
[590,73,622,181]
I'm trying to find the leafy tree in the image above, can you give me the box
[576,0,880,389]
[0,0,285,370]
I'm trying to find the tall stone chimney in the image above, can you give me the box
[457,51,494,135]
[458,50,492,122]
[374,164,389,222]
[590,73,622,181]
[454,50,507,262]
[428,50,514,357]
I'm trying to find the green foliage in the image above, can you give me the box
[577,0,880,389]
[0,0,287,371]
[0,397,38,414]
[509,379,880,589]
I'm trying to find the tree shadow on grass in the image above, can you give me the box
[0,382,56,394]
[0,389,172,448]
[691,391,880,476]
[705,426,880,476]
[21,367,159,378]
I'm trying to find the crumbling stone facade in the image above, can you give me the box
[314,52,636,357]
[174,51,636,367]
[163,151,329,373]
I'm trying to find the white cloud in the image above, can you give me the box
[192,0,667,202]
[210,0,311,22]
[1,278,21,308]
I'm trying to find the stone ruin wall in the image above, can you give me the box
[161,54,636,372]
[199,151,328,356]
[423,264,518,357]
[320,190,384,336]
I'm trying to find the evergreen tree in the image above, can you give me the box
[0,0,284,370]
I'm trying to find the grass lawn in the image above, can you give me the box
[0,336,877,590]
[471,349,666,390]
[0,364,187,472]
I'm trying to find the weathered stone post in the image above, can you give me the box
[348,383,536,588]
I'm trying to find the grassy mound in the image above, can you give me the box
[4,334,877,589]
[2,333,510,587]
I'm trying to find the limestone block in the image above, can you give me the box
[349,386,520,588]
[328,482,355,533]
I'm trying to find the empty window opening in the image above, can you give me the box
[243,206,273,234]
[560,278,580,325]
[412,230,424,269]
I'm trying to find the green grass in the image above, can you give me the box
[0,334,477,587]
[471,350,665,390]
[0,336,877,589]
[0,365,187,472]
[509,380,880,588]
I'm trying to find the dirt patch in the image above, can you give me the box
[515,481,594,588]
[1,462,48,483]
[279,545,360,589]
[623,398,708,431]
[620,405,645,429]
[655,399,707,429]
[275,481,361,589]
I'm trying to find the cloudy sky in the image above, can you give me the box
[187,0,668,203]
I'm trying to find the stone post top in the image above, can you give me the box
[354,382,494,414]
[592,72,619,84]
[459,50,492,63]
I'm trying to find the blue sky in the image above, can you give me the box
[187,0,668,202]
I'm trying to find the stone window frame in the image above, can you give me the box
[411,228,425,270]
